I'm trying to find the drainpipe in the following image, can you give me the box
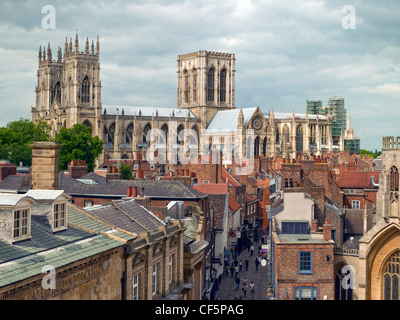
[371,176,379,187]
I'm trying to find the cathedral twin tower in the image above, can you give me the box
[31,33,335,166]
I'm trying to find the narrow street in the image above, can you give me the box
[214,242,273,300]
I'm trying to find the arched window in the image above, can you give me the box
[275,125,280,144]
[52,81,61,104]
[263,137,267,156]
[282,125,290,145]
[220,69,227,102]
[83,120,92,134]
[126,123,134,144]
[184,70,189,103]
[296,125,304,154]
[177,124,185,146]
[207,68,215,102]
[334,266,353,300]
[390,166,399,192]
[161,124,168,144]
[81,76,90,103]
[143,123,151,146]
[383,251,400,300]
[254,136,260,156]
[192,69,197,102]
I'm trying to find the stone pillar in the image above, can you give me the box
[29,142,63,190]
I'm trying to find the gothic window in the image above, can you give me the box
[126,123,134,144]
[161,124,168,144]
[207,68,215,102]
[143,123,151,146]
[383,251,400,300]
[335,266,353,300]
[81,76,90,103]
[275,125,280,144]
[52,81,61,104]
[254,136,260,156]
[83,120,92,134]
[192,69,197,102]
[104,122,115,144]
[177,124,185,146]
[184,70,189,103]
[263,137,267,156]
[296,125,304,154]
[282,125,290,145]
[390,166,399,192]
[220,69,227,102]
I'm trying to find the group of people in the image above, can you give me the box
[235,276,255,298]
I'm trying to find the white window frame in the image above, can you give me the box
[84,200,94,208]
[352,200,360,209]
[133,274,139,300]
[13,208,31,242]
[53,202,67,231]
[152,264,157,295]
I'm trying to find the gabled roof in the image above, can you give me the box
[338,171,380,189]
[229,195,241,213]
[206,107,258,133]
[192,183,228,195]
[221,168,241,187]
[26,190,70,201]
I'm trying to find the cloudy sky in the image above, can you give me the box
[0,0,399,151]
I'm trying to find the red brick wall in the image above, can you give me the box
[274,242,335,300]
[0,164,16,181]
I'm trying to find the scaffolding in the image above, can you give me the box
[306,99,326,115]
[327,96,347,144]
[344,138,360,154]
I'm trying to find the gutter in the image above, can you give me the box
[371,176,379,187]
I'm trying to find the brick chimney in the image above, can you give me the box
[29,142,63,190]
[323,219,332,241]
[311,219,318,232]
[0,161,16,181]
[68,159,88,179]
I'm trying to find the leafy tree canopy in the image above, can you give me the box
[0,118,51,166]
[54,124,103,172]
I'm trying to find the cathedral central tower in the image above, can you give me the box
[176,50,235,128]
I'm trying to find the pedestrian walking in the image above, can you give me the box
[242,283,248,297]
[225,265,229,276]
[235,266,239,277]
[235,276,240,291]
[250,281,255,298]
[250,245,254,256]
[234,259,238,267]
[245,259,249,271]
[230,266,235,277]
[239,259,243,272]
[255,257,260,271]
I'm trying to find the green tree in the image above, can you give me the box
[0,118,51,166]
[54,124,103,172]
[120,163,133,180]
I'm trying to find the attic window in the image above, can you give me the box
[53,203,66,231]
[13,208,30,241]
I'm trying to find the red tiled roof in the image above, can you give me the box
[222,167,241,187]
[193,183,228,195]
[338,171,380,189]
[245,193,257,202]
[229,194,241,212]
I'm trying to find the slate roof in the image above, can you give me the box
[0,175,30,193]
[85,199,165,235]
[103,105,197,119]
[0,202,130,287]
[60,173,207,200]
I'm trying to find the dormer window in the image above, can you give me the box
[53,203,66,230]
[13,208,31,241]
